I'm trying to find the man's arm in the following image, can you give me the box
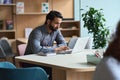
[55,30,67,46]
[28,29,68,54]
[29,30,55,54]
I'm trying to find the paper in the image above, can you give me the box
[25,28,33,39]
[41,2,49,13]
[37,52,56,56]
[16,2,24,14]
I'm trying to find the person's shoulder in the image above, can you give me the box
[107,56,120,64]
[55,29,61,33]
[32,25,44,31]
[101,56,120,68]
[101,56,116,63]
[35,25,44,29]
[29,25,42,36]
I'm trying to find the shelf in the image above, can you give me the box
[60,29,79,31]
[16,12,48,15]
[62,20,80,22]
[0,3,16,39]
[60,21,80,37]
[0,4,16,6]
[0,30,16,32]
[0,31,15,39]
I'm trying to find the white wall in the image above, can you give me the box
[80,0,120,37]
[74,0,80,21]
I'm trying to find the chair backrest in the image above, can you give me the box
[0,45,6,58]
[68,37,78,49]
[0,38,15,57]
[0,62,48,80]
[0,61,16,68]
[18,44,27,56]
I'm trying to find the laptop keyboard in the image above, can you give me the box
[57,49,72,54]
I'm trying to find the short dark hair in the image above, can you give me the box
[44,10,63,24]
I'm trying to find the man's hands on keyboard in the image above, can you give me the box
[57,49,72,54]
[55,46,70,53]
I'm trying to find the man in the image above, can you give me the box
[25,10,69,55]
[24,11,69,80]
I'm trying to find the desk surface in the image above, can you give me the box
[17,38,28,44]
[15,50,96,72]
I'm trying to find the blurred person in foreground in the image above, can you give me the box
[93,20,120,80]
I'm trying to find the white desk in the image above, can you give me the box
[15,50,96,80]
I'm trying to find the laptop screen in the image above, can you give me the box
[72,37,89,53]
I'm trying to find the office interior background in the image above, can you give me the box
[0,0,120,55]
[0,0,120,80]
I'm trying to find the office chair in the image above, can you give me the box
[0,38,14,62]
[68,37,78,49]
[0,61,16,68]
[0,38,15,57]
[0,61,48,80]
[18,44,27,56]
[0,45,6,59]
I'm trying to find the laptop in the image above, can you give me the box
[57,37,89,54]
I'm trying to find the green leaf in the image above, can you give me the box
[81,7,109,49]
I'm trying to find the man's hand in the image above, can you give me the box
[55,46,69,53]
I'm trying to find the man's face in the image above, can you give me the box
[49,17,62,31]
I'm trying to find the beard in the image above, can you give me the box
[49,24,57,31]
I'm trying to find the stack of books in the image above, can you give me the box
[6,19,13,30]
[3,0,12,4]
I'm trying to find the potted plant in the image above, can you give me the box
[81,7,109,49]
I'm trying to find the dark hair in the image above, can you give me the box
[104,20,120,61]
[44,10,63,24]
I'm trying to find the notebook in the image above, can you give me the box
[57,37,89,54]
[37,52,56,56]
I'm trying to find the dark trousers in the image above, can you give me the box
[21,63,52,80]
